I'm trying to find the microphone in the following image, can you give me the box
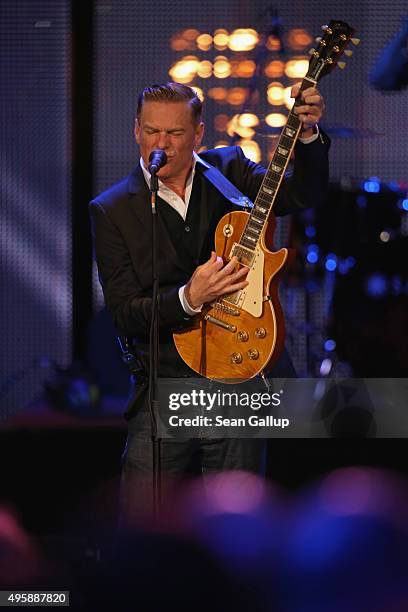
[148,149,168,174]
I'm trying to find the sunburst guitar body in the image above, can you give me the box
[173,19,357,383]
[173,211,292,383]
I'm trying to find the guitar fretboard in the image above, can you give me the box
[239,77,316,251]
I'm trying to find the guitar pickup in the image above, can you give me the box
[229,243,256,268]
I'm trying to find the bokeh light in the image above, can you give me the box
[197,60,212,78]
[213,56,232,79]
[265,60,285,78]
[196,33,212,51]
[265,113,286,127]
[285,58,309,79]
[287,28,313,51]
[213,29,229,50]
[267,82,285,105]
[168,55,199,83]
[229,28,259,52]
[237,139,261,163]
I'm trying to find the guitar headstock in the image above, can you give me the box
[307,20,358,81]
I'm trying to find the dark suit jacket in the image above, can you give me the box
[89,140,330,389]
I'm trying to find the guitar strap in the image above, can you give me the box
[196,154,254,210]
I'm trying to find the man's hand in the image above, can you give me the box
[184,252,249,310]
[291,83,325,138]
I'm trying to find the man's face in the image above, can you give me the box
[135,100,204,182]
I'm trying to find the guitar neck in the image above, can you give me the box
[239,77,316,252]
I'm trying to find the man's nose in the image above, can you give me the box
[157,131,170,149]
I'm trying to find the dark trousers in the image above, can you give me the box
[120,404,266,524]
[120,348,295,524]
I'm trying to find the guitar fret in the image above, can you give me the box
[287,114,300,130]
[277,146,289,157]
[271,164,283,174]
[265,172,281,185]
[255,194,271,207]
[280,135,294,149]
[245,228,260,238]
[252,207,267,219]
[274,154,287,166]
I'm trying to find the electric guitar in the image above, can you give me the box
[174,20,358,383]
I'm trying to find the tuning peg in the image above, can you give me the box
[337,61,346,69]
[309,47,316,55]
[321,25,328,31]
[344,49,353,57]
[315,36,322,43]
[350,38,360,45]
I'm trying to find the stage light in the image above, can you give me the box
[238,113,259,128]
[197,60,212,78]
[324,339,336,352]
[320,358,332,376]
[266,35,281,52]
[287,28,312,50]
[182,28,200,41]
[380,231,390,242]
[265,113,286,127]
[196,33,212,51]
[365,273,387,298]
[265,60,285,78]
[307,244,319,263]
[237,139,261,163]
[207,87,227,101]
[226,87,248,105]
[391,276,402,295]
[168,56,199,83]
[307,251,318,264]
[234,60,256,78]
[305,225,316,238]
[213,29,229,50]
[214,114,229,132]
[401,199,408,211]
[284,86,295,109]
[227,114,256,138]
[285,58,309,79]
[363,177,381,193]
[213,56,231,79]
[267,82,285,105]
[228,28,259,52]
[170,35,189,51]
[325,254,337,272]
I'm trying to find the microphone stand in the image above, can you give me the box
[149,170,161,516]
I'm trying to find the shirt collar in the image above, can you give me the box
[139,151,207,188]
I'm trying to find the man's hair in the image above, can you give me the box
[136,82,203,125]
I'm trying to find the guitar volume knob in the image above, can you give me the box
[248,348,259,360]
[255,327,266,338]
[237,330,249,342]
[231,352,243,364]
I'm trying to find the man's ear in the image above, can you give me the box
[195,121,205,149]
